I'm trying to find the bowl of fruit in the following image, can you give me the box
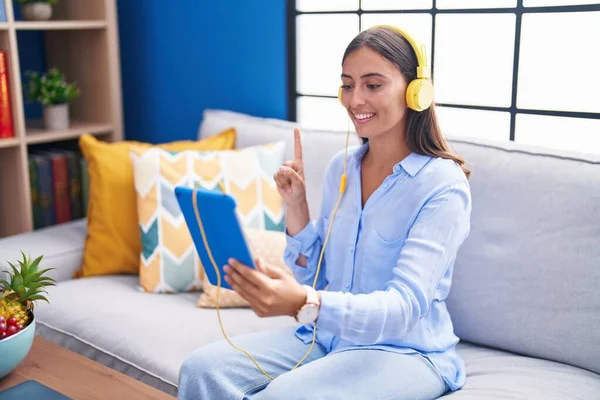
[0,252,54,379]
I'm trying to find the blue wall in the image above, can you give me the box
[117,0,288,144]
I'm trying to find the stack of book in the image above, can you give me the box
[28,150,89,230]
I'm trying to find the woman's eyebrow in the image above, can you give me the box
[341,72,388,79]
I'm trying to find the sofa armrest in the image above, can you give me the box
[0,218,87,283]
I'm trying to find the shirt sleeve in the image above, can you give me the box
[283,154,342,291]
[283,218,328,289]
[315,180,472,345]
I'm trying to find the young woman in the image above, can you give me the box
[178,25,472,400]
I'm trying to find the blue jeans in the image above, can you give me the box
[177,326,447,400]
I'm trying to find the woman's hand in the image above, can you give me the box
[274,128,307,207]
[224,257,307,318]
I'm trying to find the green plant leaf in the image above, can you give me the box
[23,67,79,106]
[24,281,54,292]
[28,295,50,303]
[18,260,28,278]
[29,254,43,273]
[25,287,45,298]
[23,268,55,286]
[9,264,22,286]
[16,285,27,299]
[31,277,56,286]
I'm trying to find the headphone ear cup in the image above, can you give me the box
[406,79,434,112]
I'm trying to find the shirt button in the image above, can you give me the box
[345,283,350,288]
[394,165,400,172]
[384,183,389,189]
[350,248,354,253]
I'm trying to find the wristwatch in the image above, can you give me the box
[295,285,320,324]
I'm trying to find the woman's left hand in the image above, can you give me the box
[224,258,307,318]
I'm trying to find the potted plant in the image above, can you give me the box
[24,68,80,130]
[15,0,59,21]
[0,252,55,378]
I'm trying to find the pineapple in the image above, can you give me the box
[0,251,55,327]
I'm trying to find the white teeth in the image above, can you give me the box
[354,113,375,120]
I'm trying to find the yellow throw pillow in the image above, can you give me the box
[74,129,236,278]
[197,227,292,308]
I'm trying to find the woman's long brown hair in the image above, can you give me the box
[342,26,471,179]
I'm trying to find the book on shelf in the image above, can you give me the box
[0,51,14,139]
[64,150,84,219]
[28,154,54,229]
[47,151,71,224]
[28,149,89,230]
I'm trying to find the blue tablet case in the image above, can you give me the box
[175,186,255,290]
[0,380,71,399]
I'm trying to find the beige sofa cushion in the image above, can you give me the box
[197,227,292,308]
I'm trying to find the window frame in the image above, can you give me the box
[286,0,600,144]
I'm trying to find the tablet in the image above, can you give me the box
[175,186,255,290]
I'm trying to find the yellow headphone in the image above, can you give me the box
[338,25,434,112]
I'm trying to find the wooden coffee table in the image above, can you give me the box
[0,335,176,399]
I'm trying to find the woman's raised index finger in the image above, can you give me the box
[294,128,303,161]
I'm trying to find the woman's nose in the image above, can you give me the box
[349,88,367,108]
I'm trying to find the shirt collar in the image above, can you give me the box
[350,141,370,165]
[350,141,432,178]
[398,152,432,177]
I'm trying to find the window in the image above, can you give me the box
[288,1,600,155]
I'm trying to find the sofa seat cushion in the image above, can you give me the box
[34,276,600,398]
[447,343,600,399]
[34,275,296,396]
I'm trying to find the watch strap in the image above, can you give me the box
[303,285,320,306]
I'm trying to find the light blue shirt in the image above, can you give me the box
[284,141,472,392]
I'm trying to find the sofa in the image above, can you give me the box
[0,108,599,399]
